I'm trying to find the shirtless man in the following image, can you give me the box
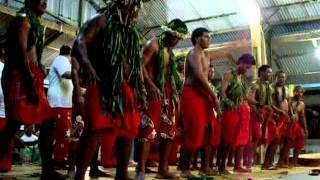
[271,71,290,168]
[289,86,308,166]
[250,65,275,169]
[180,27,220,177]
[136,19,188,179]
[0,0,66,179]
[71,1,145,179]
[219,54,256,174]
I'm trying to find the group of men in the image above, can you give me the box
[0,0,308,180]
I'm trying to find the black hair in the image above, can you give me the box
[191,27,209,45]
[237,53,256,65]
[60,45,71,55]
[258,65,271,77]
[275,70,286,77]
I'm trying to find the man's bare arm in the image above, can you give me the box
[72,14,106,85]
[142,38,161,100]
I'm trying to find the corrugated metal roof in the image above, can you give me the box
[271,20,320,36]
[259,0,320,24]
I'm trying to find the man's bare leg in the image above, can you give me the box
[234,145,249,172]
[157,139,175,178]
[39,120,67,180]
[74,130,100,180]
[278,138,290,168]
[262,141,278,170]
[200,145,214,175]
[180,149,196,178]
[227,150,234,167]
[209,146,218,169]
[191,150,199,170]
[292,148,301,167]
[136,140,150,179]
[115,137,133,180]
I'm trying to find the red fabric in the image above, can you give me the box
[222,111,239,146]
[137,83,175,140]
[0,117,5,132]
[3,61,53,125]
[52,108,72,163]
[278,115,289,138]
[85,81,140,139]
[0,138,13,171]
[101,133,117,168]
[210,111,221,146]
[250,107,273,145]
[236,104,250,146]
[180,85,211,151]
[291,122,305,149]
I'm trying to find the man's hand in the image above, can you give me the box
[82,60,98,86]
[149,85,161,100]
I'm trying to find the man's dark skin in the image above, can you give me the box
[72,2,141,180]
[136,32,181,179]
[271,72,290,168]
[219,56,256,174]
[250,66,274,168]
[180,30,220,177]
[290,87,308,167]
[1,0,67,179]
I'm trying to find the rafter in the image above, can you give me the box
[0,5,77,36]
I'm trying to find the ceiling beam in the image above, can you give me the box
[263,0,318,10]
[0,5,77,36]
[143,12,237,31]
[272,30,320,43]
[13,0,75,26]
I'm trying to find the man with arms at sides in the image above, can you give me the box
[218,54,256,174]
[207,63,222,172]
[289,86,308,166]
[179,27,220,178]
[71,0,146,179]
[0,0,67,179]
[136,19,188,179]
[270,70,290,168]
[249,65,274,169]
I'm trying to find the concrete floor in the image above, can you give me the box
[0,164,319,180]
[1,139,320,180]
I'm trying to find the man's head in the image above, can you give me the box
[294,86,304,99]
[25,0,47,16]
[258,65,272,81]
[236,53,255,74]
[208,62,215,81]
[275,70,287,86]
[25,125,35,137]
[191,27,210,49]
[60,45,71,56]
[162,19,188,47]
